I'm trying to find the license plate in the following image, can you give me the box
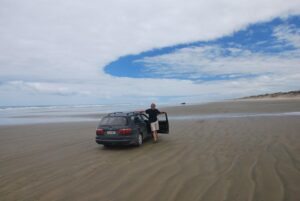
[106,131,116,135]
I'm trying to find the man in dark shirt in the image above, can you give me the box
[145,103,164,143]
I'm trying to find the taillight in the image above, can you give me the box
[96,128,104,135]
[117,128,132,135]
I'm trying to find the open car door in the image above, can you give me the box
[158,113,169,134]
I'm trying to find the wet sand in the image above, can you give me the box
[1,99,300,201]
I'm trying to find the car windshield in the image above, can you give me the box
[99,117,127,126]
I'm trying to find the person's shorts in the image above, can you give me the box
[150,120,159,132]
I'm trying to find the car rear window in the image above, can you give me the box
[99,117,128,126]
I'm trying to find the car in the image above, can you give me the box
[95,111,169,147]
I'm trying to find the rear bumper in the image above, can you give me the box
[95,136,137,145]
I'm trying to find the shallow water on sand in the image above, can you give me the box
[0,104,147,125]
[169,112,300,120]
[1,101,300,125]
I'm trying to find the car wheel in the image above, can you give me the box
[137,133,143,146]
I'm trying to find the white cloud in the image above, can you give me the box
[273,24,300,48]
[0,0,300,105]
[133,23,300,100]
[136,22,300,79]
[136,44,300,79]
[4,80,90,96]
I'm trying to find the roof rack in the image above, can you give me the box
[107,112,125,116]
[126,111,139,116]
[107,111,142,117]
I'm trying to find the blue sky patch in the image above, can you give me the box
[104,16,300,81]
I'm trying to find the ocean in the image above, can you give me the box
[0,103,150,125]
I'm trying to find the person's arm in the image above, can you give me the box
[157,109,165,114]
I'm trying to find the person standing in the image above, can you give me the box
[145,103,164,143]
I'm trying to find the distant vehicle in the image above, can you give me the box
[95,111,169,147]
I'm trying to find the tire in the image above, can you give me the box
[136,133,143,147]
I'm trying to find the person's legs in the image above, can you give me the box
[152,131,157,142]
[151,121,159,142]
[154,130,158,142]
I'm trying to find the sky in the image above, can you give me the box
[0,0,300,106]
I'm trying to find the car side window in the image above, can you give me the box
[138,115,145,122]
[141,114,148,121]
[134,115,144,123]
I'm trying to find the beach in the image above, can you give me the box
[1,99,300,201]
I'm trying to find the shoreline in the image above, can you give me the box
[1,98,300,126]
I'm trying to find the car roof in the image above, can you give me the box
[106,111,143,117]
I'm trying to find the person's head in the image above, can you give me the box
[151,103,156,109]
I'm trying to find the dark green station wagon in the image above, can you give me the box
[95,111,169,147]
